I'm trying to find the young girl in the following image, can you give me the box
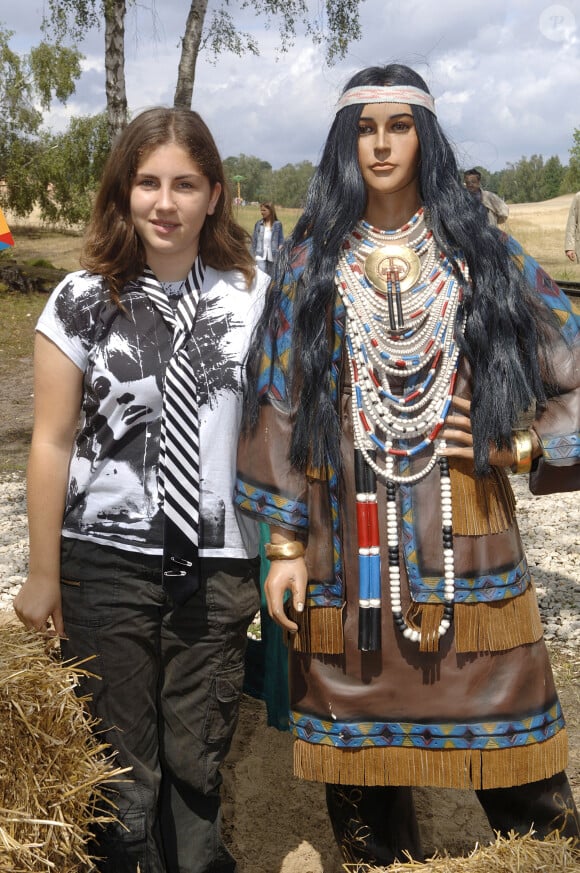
[236,64,580,867]
[250,201,284,277]
[14,107,269,873]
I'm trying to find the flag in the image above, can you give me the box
[0,206,14,250]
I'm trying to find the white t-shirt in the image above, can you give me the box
[37,266,268,558]
[262,225,273,261]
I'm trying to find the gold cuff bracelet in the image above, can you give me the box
[510,429,533,475]
[264,541,305,561]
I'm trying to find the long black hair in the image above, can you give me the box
[245,63,556,475]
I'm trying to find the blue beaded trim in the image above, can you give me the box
[290,700,565,750]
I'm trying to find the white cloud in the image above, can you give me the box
[2,0,580,171]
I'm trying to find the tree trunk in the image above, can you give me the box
[174,0,209,108]
[104,0,128,141]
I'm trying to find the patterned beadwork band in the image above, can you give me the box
[336,85,436,116]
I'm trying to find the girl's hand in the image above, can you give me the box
[264,557,308,633]
[13,575,65,638]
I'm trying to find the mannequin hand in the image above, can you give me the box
[264,557,308,633]
[440,396,537,469]
[439,396,474,458]
[13,575,65,638]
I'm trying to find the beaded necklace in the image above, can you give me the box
[336,209,467,648]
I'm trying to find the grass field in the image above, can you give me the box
[4,194,578,277]
[1,193,578,379]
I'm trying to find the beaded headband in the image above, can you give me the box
[336,85,436,116]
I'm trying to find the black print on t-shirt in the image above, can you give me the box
[192,297,244,547]
[42,271,263,554]
[191,296,243,408]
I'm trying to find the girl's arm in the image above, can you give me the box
[13,334,83,636]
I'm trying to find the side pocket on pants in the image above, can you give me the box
[206,663,245,745]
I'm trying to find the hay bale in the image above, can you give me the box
[0,618,126,872]
[343,830,580,872]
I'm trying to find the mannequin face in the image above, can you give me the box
[357,102,421,201]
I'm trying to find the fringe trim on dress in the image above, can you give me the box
[287,582,542,656]
[293,728,568,790]
[286,604,345,654]
[449,460,516,536]
[454,581,544,653]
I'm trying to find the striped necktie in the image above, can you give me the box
[139,260,204,604]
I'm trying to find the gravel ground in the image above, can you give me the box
[0,471,578,651]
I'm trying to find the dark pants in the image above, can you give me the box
[326,772,580,868]
[59,538,260,873]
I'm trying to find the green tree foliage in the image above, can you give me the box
[540,155,565,200]
[44,0,128,139]
[272,161,315,208]
[563,127,580,192]
[175,0,362,106]
[223,155,274,203]
[41,0,364,115]
[223,156,315,208]
[486,154,567,204]
[36,114,110,226]
[496,155,544,203]
[0,25,82,217]
[464,137,577,204]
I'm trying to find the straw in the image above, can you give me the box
[0,618,128,872]
[342,829,580,872]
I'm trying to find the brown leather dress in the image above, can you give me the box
[236,276,579,793]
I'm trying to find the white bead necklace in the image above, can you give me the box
[336,211,468,646]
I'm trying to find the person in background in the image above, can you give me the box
[236,63,580,869]
[464,167,509,226]
[565,190,580,263]
[251,201,284,277]
[13,106,269,873]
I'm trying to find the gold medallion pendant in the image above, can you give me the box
[364,245,422,294]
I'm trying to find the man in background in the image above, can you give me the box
[565,191,580,263]
[464,168,509,227]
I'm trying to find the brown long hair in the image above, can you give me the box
[260,201,278,223]
[81,107,255,304]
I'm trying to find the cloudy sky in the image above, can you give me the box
[3,0,580,173]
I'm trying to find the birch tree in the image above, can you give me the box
[44,0,128,140]
[174,0,362,107]
[43,0,362,115]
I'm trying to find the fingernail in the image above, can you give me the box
[296,602,304,613]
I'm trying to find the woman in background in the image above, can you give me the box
[251,201,284,277]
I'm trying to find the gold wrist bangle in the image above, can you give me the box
[264,541,305,561]
[510,429,533,475]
